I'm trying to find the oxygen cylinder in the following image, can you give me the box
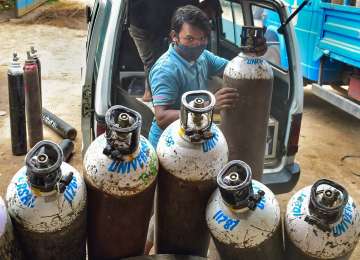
[0,196,22,260]
[29,47,42,102]
[7,52,27,155]
[84,105,158,259]
[221,26,273,181]
[284,179,360,260]
[24,53,43,148]
[6,140,87,260]
[156,90,228,256]
[206,160,283,260]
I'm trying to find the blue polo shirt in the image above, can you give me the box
[148,44,228,149]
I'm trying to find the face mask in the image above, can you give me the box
[176,43,207,61]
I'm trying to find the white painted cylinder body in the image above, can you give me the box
[6,162,87,260]
[285,185,360,259]
[206,180,283,260]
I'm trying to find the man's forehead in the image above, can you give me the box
[180,23,206,36]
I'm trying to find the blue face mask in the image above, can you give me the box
[176,43,207,61]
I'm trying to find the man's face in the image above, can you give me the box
[172,22,208,47]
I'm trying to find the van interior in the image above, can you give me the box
[110,0,294,167]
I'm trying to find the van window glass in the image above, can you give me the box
[95,2,112,68]
[88,0,99,42]
[252,5,288,71]
[220,0,244,45]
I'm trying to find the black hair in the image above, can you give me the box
[171,5,211,37]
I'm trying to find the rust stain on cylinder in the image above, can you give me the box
[12,207,86,260]
[156,166,216,257]
[221,77,273,181]
[212,223,283,260]
[86,177,156,259]
[24,63,43,148]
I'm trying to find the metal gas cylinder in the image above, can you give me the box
[221,26,273,181]
[6,140,87,260]
[8,52,27,155]
[285,179,360,260]
[206,160,283,260]
[84,105,158,259]
[29,47,42,102]
[24,52,43,148]
[0,196,22,260]
[156,90,228,256]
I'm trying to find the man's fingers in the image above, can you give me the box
[218,98,238,107]
[216,87,238,95]
[216,92,239,101]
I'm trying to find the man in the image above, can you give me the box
[129,0,199,101]
[128,0,223,102]
[148,4,239,149]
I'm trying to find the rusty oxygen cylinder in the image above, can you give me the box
[206,160,283,260]
[221,26,273,181]
[6,140,87,260]
[7,53,27,155]
[30,46,42,102]
[84,105,158,259]
[284,179,360,260]
[155,90,228,256]
[0,196,22,260]
[24,52,43,148]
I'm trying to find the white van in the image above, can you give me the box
[81,0,304,194]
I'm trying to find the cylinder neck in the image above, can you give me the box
[10,53,21,69]
[240,26,267,57]
[30,46,39,59]
[103,105,142,160]
[25,51,37,66]
[217,160,265,210]
[180,90,215,143]
[26,141,63,192]
[305,179,348,232]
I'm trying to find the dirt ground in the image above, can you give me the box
[0,0,359,258]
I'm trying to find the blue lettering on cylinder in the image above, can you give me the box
[213,209,240,231]
[292,193,307,218]
[252,183,266,210]
[332,203,353,237]
[165,135,175,147]
[64,176,78,204]
[246,59,263,65]
[202,130,219,153]
[16,176,36,208]
[108,140,149,174]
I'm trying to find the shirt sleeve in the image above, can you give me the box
[204,50,229,76]
[149,64,179,107]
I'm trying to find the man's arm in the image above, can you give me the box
[154,105,180,130]
[205,50,229,77]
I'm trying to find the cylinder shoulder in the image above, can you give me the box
[84,135,158,197]
[5,165,86,233]
[206,181,281,248]
[157,121,228,182]
[224,54,273,80]
[285,187,360,259]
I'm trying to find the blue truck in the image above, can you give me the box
[263,0,360,119]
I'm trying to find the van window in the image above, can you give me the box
[252,5,289,71]
[88,0,99,45]
[220,0,244,46]
[94,1,112,72]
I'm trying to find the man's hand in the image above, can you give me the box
[214,87,239,112]
[154,105,180,130]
